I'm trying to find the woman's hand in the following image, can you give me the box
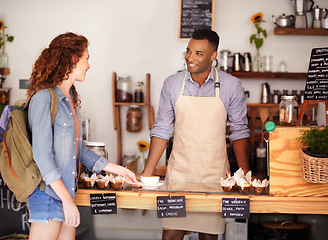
[103,162,140,187]
[50,179,80,227]
[62,198,80,227]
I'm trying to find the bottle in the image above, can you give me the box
[126,106,142,132]
[273,90,281,104]
[134,81,144,103]
[279,95,298,126]
[292,90,299,102]
[256,142,267,178]
[282,90,289,96]
[116,76,133,102]
[299,90,305,104]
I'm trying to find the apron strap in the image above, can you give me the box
[180,68,220,98]
[179,73,188,97]
[214,68,220,99]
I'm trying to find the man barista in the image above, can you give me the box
[142,29,250,240]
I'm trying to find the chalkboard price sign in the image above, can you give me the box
[157,196,186,218]
[179,0,214,39]
[90,193,117,215]
[0,175,29,236]
[222,198,250,219]
[304,47,328,101]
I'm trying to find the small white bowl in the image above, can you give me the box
[140,176,160,186]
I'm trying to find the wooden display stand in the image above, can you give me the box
[269,126,328,197]
[112,72,154,165]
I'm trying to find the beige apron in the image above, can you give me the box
[163,69,229,234]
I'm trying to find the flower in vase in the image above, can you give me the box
[0,19,15,68]
[249,12,267,56]
[136,140,150,165]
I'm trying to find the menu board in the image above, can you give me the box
[304,47,328,101]
[179,0,213,39]
[90,193,117,215]
[157,196,186,218]
[222,198,250,219]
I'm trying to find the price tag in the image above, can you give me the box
[157,196,186,218]
[90,193,117,215]
[222,198,250,219]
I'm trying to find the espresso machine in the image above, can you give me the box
[291,0,314,28]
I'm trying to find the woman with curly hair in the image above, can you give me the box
[26,32,140,240]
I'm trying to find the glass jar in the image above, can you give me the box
[279,95,298,126]
[116,75,133,102]
[86,142,108,159]
[126,105,142,132]
[122,153,137,173]
[134,82,144,103]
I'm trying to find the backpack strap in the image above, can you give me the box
[39,88,58,192]
[47,87,58,125]
[2,131,18,179]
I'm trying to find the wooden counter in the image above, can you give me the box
[75,188,328,215]
[75,126,328,215]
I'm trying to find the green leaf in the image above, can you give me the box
[263,30,267,38]
[250,34,256,44]
[7,35,14,42]
[254,38,263,50]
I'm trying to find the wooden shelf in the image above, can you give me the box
[230,72,307,80]
[274,27,328,35]
[112,72,154,166]
[114,102,147,106]
[0,68,10,75]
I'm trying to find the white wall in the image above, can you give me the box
[1,0,327,165]
[1,0,328,239]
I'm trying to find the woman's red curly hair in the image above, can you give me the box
[27,32,89,107]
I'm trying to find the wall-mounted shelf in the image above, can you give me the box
[112,72,154,166]
[0,68,10,88]
[274,27,328,35]
[230,72,307,80]
[0,68,10,75]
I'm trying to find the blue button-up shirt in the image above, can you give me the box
[150,68,250,142]
[28,87,109,201]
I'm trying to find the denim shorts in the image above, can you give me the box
[27,186,65,224]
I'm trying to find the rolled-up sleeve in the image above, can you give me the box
[224,77,250,142]
[80,141,110,173]
[150,78,175,140]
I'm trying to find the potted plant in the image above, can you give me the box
[297,126,328,183]
[297,126,328,157]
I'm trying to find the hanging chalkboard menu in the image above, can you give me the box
[304,47,328,101]
[179,0,214,39]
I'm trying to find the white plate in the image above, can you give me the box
[140,182,164,190]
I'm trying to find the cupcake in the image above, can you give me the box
[109,174,125,189]
[221,172,236,192]
[252,179,269,194]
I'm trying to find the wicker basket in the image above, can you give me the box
[300,147,328,184]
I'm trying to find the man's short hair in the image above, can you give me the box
[191,29,220,51]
